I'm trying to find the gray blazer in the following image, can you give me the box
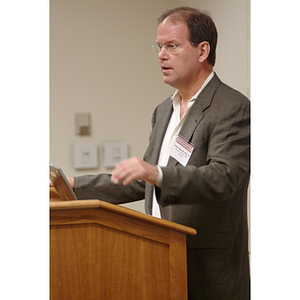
[74,73,250,299]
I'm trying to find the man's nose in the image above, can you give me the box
[158,46,169,59]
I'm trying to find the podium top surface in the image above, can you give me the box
[50,199,197,236]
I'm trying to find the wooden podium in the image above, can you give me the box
[50,188,197,300]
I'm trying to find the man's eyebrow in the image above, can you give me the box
[156,39,179,44]
[166,39,177,43]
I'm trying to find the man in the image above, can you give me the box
[67,7,250,299]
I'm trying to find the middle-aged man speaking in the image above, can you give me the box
[62,7,250,300]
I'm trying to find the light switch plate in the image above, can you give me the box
[102,142,128,168]
[73,143,98,169]
[75,113,90,136]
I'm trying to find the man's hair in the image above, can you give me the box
[158,7,218,66]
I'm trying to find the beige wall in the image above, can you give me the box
[50,0,250,212]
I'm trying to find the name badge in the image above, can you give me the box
[170,135,194,166]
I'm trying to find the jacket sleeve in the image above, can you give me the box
[74,173,145,204]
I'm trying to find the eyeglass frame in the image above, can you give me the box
[151,42,189,54]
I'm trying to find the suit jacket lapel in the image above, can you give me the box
[150,100,173,165]
[167,74,222,167]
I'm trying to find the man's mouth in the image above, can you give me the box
[161,66,172,73]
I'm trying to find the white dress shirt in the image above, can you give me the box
[152,72,214,218]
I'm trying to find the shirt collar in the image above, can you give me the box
[171,71,215,103]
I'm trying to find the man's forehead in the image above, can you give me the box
[156,20,189,42]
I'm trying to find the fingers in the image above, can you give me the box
[111,157,158,186]
[111,157,142,186]
[111,164,122,184]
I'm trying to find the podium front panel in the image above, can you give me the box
[50,200,196,300]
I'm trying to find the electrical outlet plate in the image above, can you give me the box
[102,142,128,168]
[73,143,98,169]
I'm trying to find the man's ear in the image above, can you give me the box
[198,41,210,63]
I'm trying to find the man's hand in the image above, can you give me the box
[49,177,75,190]
[67,177,75,190]
[111,157,158,186]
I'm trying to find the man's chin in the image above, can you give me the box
[162,75,176,87]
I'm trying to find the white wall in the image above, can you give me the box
[50,0,250,213]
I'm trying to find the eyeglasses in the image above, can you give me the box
[152,42,188,54]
